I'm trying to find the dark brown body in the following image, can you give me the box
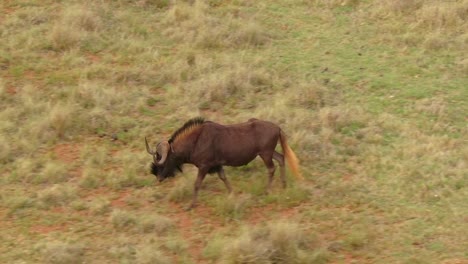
[146,118,302,209]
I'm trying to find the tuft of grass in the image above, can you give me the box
[108,237,137,263]
[168,60,274,110]
[36,161,70,184]
[79,167,106,189]
[110,209,136,229]
[41,241,85,264]
[107,170,153,190]
[310,0,361,9]
[36,184,77,209]
[163,237,190,255]
[205,221,323,264]
[49,5,101,51]
[3,193,36,216]
[162,1,269,49]
[81,145,109,168]
[136,213,174,235]
[263,184,311,207]
[49,23,83,51]
[0,135,12,164]
[166,175,194,202]
[370,0,467,52]
[135,245,172,264]
[213,193,251,220]
[88,198,111,215]
[9,157,42,183]
[106,150,153,189]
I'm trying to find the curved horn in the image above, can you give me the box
[156,141,170,165]
[145,137,155,155]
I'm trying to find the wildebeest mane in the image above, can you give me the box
[168,117,205,144]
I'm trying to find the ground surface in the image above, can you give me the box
[1,0,467,263]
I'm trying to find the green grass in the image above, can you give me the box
[0,0,466,263]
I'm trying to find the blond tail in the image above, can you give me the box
[279,131,304,180]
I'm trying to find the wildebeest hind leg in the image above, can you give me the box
[217,167,232,193]
[260,154,276,193]
[188,169,207,210]
[273,151,286,188]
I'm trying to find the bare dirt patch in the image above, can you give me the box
[30,223,68,234]
[110,189,132,208]
[53,143,81,164]
[167,202,221,263]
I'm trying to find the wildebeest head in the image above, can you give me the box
[145,138,181,182]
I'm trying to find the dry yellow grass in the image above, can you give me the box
[0,0,466,263]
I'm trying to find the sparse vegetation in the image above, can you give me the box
[110,209,137,229]
[137,213,174,234]
[204,221,327,263]
[212,193,252,219]
[1,0,466,263]
[40,240,85,264]
[36,184,77,209]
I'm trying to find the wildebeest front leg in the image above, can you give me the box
[187,169,207,210]
[217,167,232,193]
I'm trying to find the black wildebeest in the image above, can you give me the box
[145,117,303,209]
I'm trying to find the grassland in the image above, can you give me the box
[1,0,467,263]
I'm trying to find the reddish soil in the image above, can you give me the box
[5,84,16,95]
[53,143,81,164]
[110,189,132,208]
[53,143,83,178]
[24,70,36,80]
[162,197,306,263]
[30,223,68,234]
[167,202,220,263]
[87,54,101,63]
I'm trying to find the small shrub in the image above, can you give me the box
[136,245,171,264]
[37,161,70,184]
[48,103,76,138]
[344,230,369,250]
[232,21,270,47]
[137,214,174,234]
[4,195,35,216]
[49,23,83,51]
[81,145,109,168]
[385,0,423,14]
[79,167,107,189]
[206,221,320,264]
[108,241,136,263]
[163,1,269,49]
[164,237,189,254]
[49,5,101,51]
[178,65,272,108]
[89,198,111,215]
[222,232,271,264]
[107,171,153,190]
[293,81,327,109]
[214,193,251,220]
[110,209,136,229]
[11,157,42,183]
[137,0,170,9]
[70,200,88,211]
[42,241,85,264]
[0,135,11,163]
[167,176,194,202]
[36,185,77,209]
